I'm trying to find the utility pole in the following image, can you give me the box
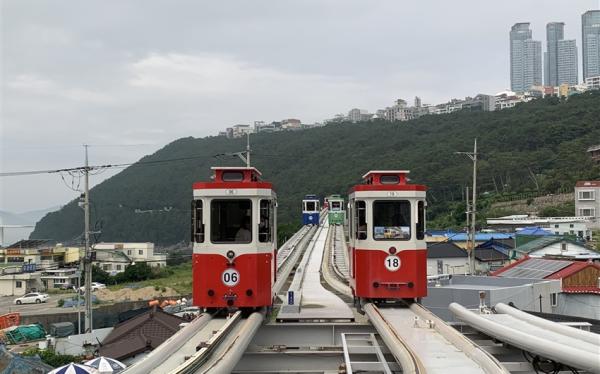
[465,186,471,273]
[455,139,478,275]
[246,132,251,167]
[83,145,93,333]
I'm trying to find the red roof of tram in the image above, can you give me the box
[193,166,273,190]
[350,170,426,192]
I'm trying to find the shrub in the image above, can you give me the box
[57,299,64,307]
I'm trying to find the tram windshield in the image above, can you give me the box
[211,199,252,243]
[305,201,317,211]
[372,200,411,240]
[331,201,342,211]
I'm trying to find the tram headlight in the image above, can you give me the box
[226,250,235,259]
[388,247,397,255]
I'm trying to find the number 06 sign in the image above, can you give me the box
[222,268,240,286]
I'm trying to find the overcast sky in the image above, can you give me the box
[1,0,598,215]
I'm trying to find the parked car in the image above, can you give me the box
[14,293,49,305]
[78,282,106,293]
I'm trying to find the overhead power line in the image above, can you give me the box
[0,154,212,177]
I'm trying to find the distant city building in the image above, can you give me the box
[557,39,578,85]
[510,23,542,93]
[229,124,253,138]
[281,118,302,130]
[545,22,564,86]
[586,75,600,89]
[254,121,277,133]
[414,96,422,108]
[347,108,372,123]
[582,10,600,81]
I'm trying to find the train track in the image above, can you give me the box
[124,226,316,374]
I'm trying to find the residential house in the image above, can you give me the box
[98,307,184,362]
[487,215,593,240]
[493,257,600,319]
[93,243,167,275]
[587,145,600,164]
[40,268,79,289]
[511,236,600,261]
[426,242,469,275]
[0,270,43,296]
[575,181,600,229]
[281,119,302,130]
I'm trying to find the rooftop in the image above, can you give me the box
[576,180,600,188]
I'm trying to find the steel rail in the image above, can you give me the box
[194,311,265,373]
[276,226,310,271]
[364,303,425,374]
[409,303,509,374]
[272,225,317,296]
[170,311,242,374]
[321,224,352,296]
[450,302,600,373]
[494,302,600,346]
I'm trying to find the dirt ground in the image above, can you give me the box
[95,286,179,302]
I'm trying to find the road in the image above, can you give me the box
[0,293,83,316]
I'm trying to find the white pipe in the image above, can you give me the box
[123,313,212,374]
[494,303,600,346]
[200,311,264,373]
[450,303,600,373]
[409,304,509,374]
[364,303,421,374]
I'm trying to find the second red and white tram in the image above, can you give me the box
[348,170,427,307]
[191,167,277,311]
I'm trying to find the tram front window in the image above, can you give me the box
[305,201,316,211]
[211,199,252,243]
[331,201,341,211]
[372,200,411,240]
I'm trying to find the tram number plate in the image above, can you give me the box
[384,255,401,271]
[222,269,240,286]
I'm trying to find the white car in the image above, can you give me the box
[14,292,49,305]
[79,282,106,293]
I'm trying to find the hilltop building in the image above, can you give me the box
[582,10,600,81]
[575,181,600,229]
[510,23,542,93]
[586,75,600,89]
[347,108,372,123]
[587,145,600,164]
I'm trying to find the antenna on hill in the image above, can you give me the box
[214,131,252,167]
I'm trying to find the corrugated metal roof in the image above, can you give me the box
[497,258,571,279]
[426,242,467,258]
[545,261,600,280]
[514,236,562,254]
[562,286,600,294]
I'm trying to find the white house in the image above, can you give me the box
[513,236,600,261]
[575,181,600,229]
[0,271,43,296]
[93,243,167,275]
[40,268,79,289]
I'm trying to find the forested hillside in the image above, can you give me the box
[31,91,600,245]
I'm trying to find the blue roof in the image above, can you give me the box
[440,232,515,241]
[516,227,553,236]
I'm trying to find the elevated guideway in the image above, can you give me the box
[324,236,508,374]
[450,302,600,373]
[277,221,354,321]
[123,225,316,374]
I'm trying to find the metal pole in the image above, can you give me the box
[465,186,471,274]
[471,139,477,275]
[77,271,81,333]
[246,132,251,167]
[83,145,93,333]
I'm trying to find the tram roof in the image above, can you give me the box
[211,166,262,176]
[361,170,410,179]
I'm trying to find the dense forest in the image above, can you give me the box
[31,91,600,245]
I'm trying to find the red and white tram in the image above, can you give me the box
[348,170,427,307]
[191,167,277,310]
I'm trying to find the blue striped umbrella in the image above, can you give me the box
[84,357,127,373]
[48,363,99,374]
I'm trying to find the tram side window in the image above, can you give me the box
[355,200,367,240]
[211,199,252,243]
[417,201,425,240]
[259,200,273,243]
[191,200,204,243]
[372,200,411,240]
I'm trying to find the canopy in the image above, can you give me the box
[48,363,100,374]
[84,357,127,373]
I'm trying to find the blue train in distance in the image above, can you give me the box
[302,194,320,225]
